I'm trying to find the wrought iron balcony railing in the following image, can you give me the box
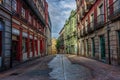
[85,0,95,12]
[108,0,120,21]
[95,14,105,30]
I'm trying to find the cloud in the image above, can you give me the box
[47,0,76,38]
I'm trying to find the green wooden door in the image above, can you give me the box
[100,36,106,60]
[86,40,89,56]
[92,38,95,57]
[118,31,120,64]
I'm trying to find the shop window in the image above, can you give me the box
[12,0,17,11]
[29,40,32,52]
[22,38,27,53]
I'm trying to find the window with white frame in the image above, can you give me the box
[21,7,25,18]
[22,38,27,53]
[85,19,88,31]
[90,13,94,28]
[12,0,17,11]
[29,14,31,23]
[99,4,104,15]
[33,19,35,26]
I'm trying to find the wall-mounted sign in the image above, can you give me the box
[12,28,20,35]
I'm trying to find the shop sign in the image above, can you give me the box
[12,28,20,35]
[22,32,28,38]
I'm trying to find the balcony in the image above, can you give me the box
[96,14,105,30]
[108,0,120,21]
[88,21,95,33]
[0,1,11,13]
[80,27,86,37]
[24,0,46,26]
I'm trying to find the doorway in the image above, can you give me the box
[12,40,19,66]
[100,35,106,60]
[118,31,120,64]
[92,38,95,57]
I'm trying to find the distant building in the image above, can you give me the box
[59,10,77,54]
[52,38,57,54]
[58,27,65,54]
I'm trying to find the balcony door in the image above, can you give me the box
[90,14,94,28]
[92,38,95,57]
[98,4,104,22]
[118,31,120,64]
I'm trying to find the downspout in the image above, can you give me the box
[10,0,13,68]
[106,0,111,64]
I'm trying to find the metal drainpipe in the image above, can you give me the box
[106,0,111,64]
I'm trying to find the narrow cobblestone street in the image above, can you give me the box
[48,54,92,80]
[1,54,120,80]
[0,55,55,80]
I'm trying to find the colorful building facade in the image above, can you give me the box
[58,27,65,54]
[63,10,77,54]
[76,0,120,65]
[51,38,57,54]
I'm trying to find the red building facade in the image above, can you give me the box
[11,0,48,65]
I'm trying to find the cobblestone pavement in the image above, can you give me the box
[0,55,55,80]
[49,54,92,80]
[67,54,120,80]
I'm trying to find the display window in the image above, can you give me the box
[22,38,27,53]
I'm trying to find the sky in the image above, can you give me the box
[47,0,76,38]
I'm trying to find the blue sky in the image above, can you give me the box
[47,0,76,38]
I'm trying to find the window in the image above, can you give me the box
[90,14,94,28]
[21,7,25,18]
[99,4,104,14]
[30,40,32,52]
[33,19,35,26]
[12,0,17,11]
[0,0,3,4]
[22,38,27,53]
[29,14,31,23]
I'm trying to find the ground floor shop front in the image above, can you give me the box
[78,21,120,65]
[11,28,46,66]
